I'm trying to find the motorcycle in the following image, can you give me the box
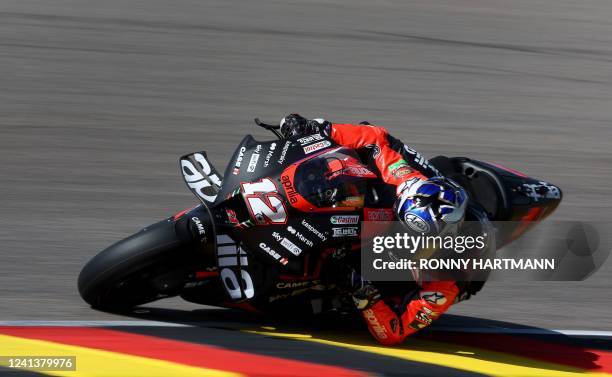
[78,119,562,314]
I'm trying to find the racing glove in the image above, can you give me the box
[347,270,381,310]
[280,113,331,138]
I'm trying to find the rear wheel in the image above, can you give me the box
[78,214,208,311]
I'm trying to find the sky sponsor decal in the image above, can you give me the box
[272,232,303,256]
[247,145,262,173]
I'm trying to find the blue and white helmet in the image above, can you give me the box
[395,177,468,237]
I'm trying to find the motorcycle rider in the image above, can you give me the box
[280,113,468,345]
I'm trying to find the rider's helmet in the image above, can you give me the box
[395,177,468,237]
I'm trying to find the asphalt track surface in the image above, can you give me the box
[1,0,612,375]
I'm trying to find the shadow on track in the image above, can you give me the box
[94,304,611,374]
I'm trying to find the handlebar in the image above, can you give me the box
[254,118,283,139]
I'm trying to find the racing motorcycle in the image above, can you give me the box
[78,119,562,314]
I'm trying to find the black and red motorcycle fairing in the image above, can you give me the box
[78,120,562,315]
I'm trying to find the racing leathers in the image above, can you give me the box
[282,115,461,345]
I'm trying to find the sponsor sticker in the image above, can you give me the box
[277,141,291,165]
[232,147,246,175]
[276,281,314,289]
[330,215,360,225]
[272,231,303,256]
[404,213,430,233]
[415,311,432,325]
[420,291,447,305]
[191,216,206,235]
[364,208,395,221]
[259,242,288,265]
[303,140,331,154]
[332,227,358,237]
[287,226,314,247]
[263,143,277,168]
[280,237,302,256]
[301,219,327,241]
[246,145,262,173]
[388,160,409,172]
[388,159,413,178]
[345,165,376,177]
[297,134,324,146]
[363,309,388,339]
[522,182,562,202]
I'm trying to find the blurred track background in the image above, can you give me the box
[1,0,612,375]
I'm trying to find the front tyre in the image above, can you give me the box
[78,207,214,310]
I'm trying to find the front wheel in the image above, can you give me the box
[78,207,215,310]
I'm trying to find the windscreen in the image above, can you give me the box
[293,151,374,209]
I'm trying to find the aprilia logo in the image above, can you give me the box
[281,175,299,204]
[363,309,388,339]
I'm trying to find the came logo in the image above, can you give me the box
[330,215,359,225]
[191,216,206,235]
